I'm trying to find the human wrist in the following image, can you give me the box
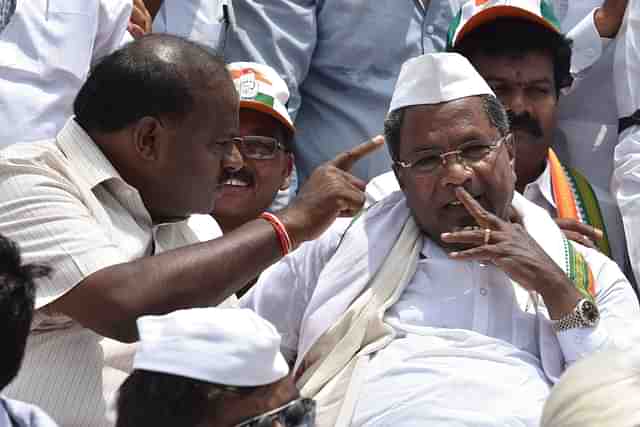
[537,272,582,320]
[274,207,308,250]
[594,6,624,38]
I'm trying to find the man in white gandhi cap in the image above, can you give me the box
[114,308,316,427]
[240,52,640,427]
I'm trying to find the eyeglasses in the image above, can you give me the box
[393,134,511,175]
[233,398,316,427]
[218,136,287,160]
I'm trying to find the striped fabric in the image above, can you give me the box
[0,119,236,426]
[548,148,611,257]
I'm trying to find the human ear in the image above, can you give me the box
[132,116,165,161]
[279,154,294,190]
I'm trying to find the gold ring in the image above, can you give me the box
[483,228,491,245]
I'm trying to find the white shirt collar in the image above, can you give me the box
[523,159,556,209]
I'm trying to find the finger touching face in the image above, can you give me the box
[395,97,515,249]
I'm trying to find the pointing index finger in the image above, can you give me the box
[330,135,385,172]
[454,187,503,230]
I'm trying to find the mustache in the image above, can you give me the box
[507,111,544,139]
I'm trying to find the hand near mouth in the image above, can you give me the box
[440,187,582,319]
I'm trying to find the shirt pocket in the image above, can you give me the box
[45,0,96,79]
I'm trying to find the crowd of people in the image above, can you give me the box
[1,0,639,426]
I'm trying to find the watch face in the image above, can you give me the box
[580,300,600,326]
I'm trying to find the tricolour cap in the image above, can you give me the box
[133,308,289,387]
[388,52,495,114]
[447,0,561,49]
[228,62,295,135]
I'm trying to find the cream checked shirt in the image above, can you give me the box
[0,118,236,427]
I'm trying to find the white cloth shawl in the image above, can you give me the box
[295,191,569,422]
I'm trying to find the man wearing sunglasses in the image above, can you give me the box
[212,62,295,236]
[242,53,639,426]
[116,307,316,427]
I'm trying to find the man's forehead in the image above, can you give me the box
[472,51,554,84]
[401,97,495,147]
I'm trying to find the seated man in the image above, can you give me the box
[368,1,632,284]
[0,34,380,426]
[212,62,295,234]
[0,234,58,427]
[243,53,640,427]
[116,307,315,427]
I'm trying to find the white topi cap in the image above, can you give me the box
[388,52,495,114]
[133,308,290,387]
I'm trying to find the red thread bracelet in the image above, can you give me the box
[260,212,293,256]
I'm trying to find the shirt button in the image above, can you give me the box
[426,25,435,34]
[480,288,488,296]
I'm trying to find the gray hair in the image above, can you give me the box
[384,94,510,161]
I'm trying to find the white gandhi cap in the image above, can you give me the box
[388,52,495,114]
[133,307,289,387]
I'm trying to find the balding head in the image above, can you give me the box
[71,34,240,222]
[74,34,234,134]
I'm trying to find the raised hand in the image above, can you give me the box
[128,0,153,38]
[279,136,385,244]
[441,187,580,318]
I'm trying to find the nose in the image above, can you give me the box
[440,158,473,188]
[222,141,244,171]
[504,89,532,116]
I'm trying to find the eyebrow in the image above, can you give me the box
[487,77,553,86]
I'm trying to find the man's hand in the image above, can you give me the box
[555,218,603,250]
[595,0,628,38]
[128,0,153,38]
[441,187,581,319]
[279,136,385,245]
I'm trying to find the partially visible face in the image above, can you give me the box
[470,50,557,169]
[151,80,240,220]
[209,375,300,427]
[211,108,292,232]
[394,97,516,250]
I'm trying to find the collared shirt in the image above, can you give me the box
[612,0,640,287]
[0,119,235,427]
[0,0,132,147]
[225,0,455,182]
[242,197,639,425]
[523,161,631,285]
[0,397,59,427]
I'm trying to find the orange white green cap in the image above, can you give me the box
[227,62,295,135]
[447,0,561,49]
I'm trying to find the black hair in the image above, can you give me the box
[0,235,50,390]
[452,18,573,96]
[384,94,510,161]
[115,370,252,427]
[74,34,231,134]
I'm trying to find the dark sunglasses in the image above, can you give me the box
[233,398,316,427]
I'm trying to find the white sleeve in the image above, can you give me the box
[92,0,133,64]
[566,9,612,86]
[556,243,640,365]
[240,220,345,361]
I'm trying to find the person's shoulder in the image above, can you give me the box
[0,139,60,162]
[1,397,59,427]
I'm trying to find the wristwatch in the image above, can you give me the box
[552,298,600,332]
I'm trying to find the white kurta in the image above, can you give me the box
[0,0,132,146]
[0,119,235,427]
[613,0,640,287]
[242,192,639,426]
